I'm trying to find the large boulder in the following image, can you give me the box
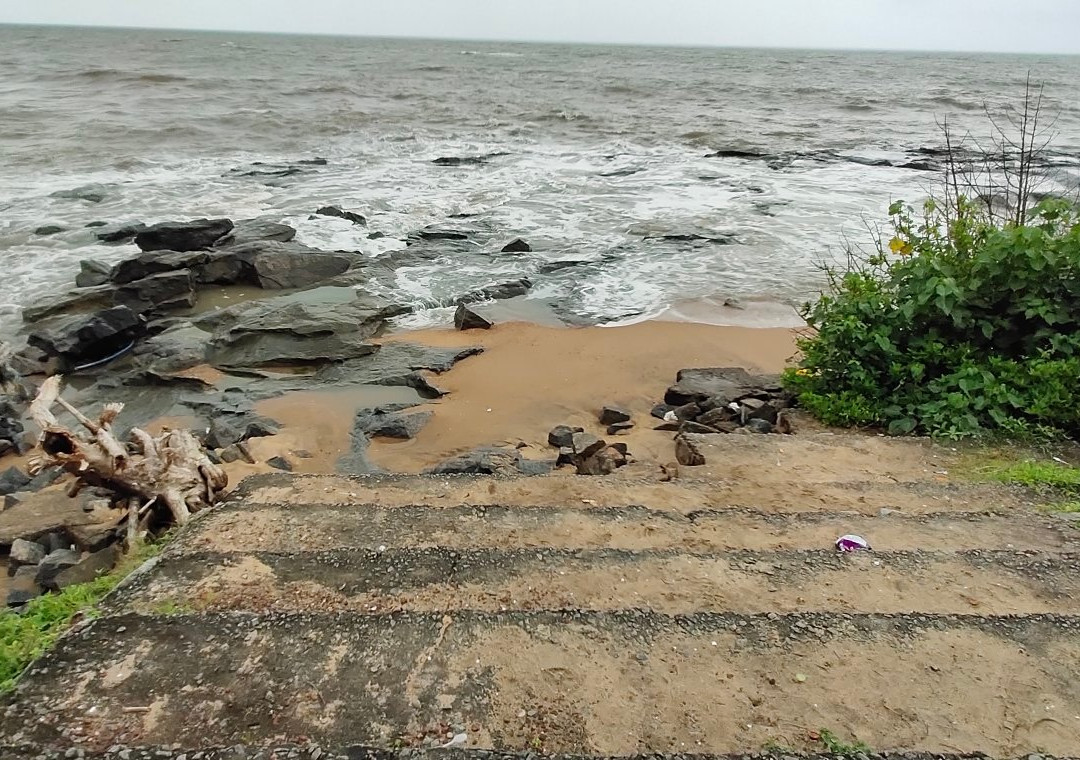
[27,305,144,371]
[135,218,234,252]
[664,367,782,407]
[423,447,523,475]
[252,247,354,289]
[95,222,147,244]
[454,304,492,331]
[214,218,297,247]
[354,407,432,440]
[110,250,209,284]
[113,270,196,314]
[501,238,532,253]
[315,206,366,226]
[75,259,112,288]
[203,287,404,368]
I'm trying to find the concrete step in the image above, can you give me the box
[119,548,1080,617]
[179,501,1076,555]
[235,472,1037,515]
[5,610,1080,756]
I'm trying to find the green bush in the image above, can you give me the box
[785,197,1080,439]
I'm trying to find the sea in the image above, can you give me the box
[1,25,1079,336]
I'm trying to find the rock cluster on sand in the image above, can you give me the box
[545,417,631,476]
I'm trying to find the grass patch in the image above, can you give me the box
[0,538,164,693]
[961,452,1080,512]
[818,728,870,756]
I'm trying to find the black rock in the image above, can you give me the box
[501,238,532,253]
[571,432,606,458]
[9,539,46,567]
[248,243,355,289]
[51,183,110,203]
[266,456,294,472]
[206,415,280,449]
[35,549,81,591]
[215,218,297,247]
[24,466,64,493]
[110,250,209,285]
[665,367,782,407]
[54,545,120,590]
[354,408,432,440]
[6,590,39,608]
[653,422,681,431]
[114,270,197,315]
[650,403,675,420]
[95,222,147,244]
[743,399,780,425]
[547,425,583,448]
[698,406,737,428]
[423,447,522,475]
[34,225,65,236]
[315,206,367,226]
[0,467,32,496]
[673,402,702,421]
[0,405,25,458]
[454,304,493,331]
[134,218,234,252]
[705,148,766,160]
[27,305,144,371]
[85,221,108,228]
[516,458,557,476]
[607,421,635,435]
[432,156,488,166]
[746,418,775,434]
[39,532,70,554]
[75,259,112,288]
[598,405,631,425]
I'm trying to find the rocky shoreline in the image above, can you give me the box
[0,209,799,612]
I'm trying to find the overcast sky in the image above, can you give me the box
[2,0,1079,54]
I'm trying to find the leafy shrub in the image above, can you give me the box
[785,197,1080,439]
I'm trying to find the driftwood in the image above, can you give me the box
[27,375,227,526]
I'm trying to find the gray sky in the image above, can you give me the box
[3,0,1079,54]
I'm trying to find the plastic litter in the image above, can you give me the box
[441,733,468,748]
[835,534,871,552]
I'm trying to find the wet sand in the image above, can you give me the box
[241,321,798,475]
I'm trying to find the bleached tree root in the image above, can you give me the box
[27,375,227,527]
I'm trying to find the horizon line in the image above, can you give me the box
[2,21,1078,57]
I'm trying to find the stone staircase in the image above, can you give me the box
[2,433,1079,760]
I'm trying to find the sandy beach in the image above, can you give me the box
[241,320,799,475]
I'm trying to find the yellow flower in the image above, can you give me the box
[888,237,912,256]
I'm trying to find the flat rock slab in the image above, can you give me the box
[4,610,1079,755]
[0,486,120,548]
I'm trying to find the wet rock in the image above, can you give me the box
[665,367,782,407]
[6,589,39,608]
[432,155,490,166]
[54,544,120,590]
[34,225,65,236]
[266,456,294,472]
[35,549,81,591]
[571,432,606,459]
[27,305,144,372]
[0,467,31,496]
[354,408,432,440]
[705,148,767,160]
[675,434,706,466]
[651,403,675,420]
[9,538,46,567]
[203,289,401,368]
[215,218,297,246]
[423,447,522,475]
[548,425,582,448]
[598,405,631,425]
[50,183,110,203]
[219,443,255,464]
[746,418,775,434]
[457,278,532,303]
[607,421,635,435]
[698,406,737,428]
[205,415,279,449]
[95,222,147,244]
[501,238,532,253]
[454,304,492,331]
[75,259,112,288]
[114,270,197,315]
[110,250,210,284]
[250,244,355,289]
[135,218,235,252]
[315,206,366,226]
[673,402,701,421]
